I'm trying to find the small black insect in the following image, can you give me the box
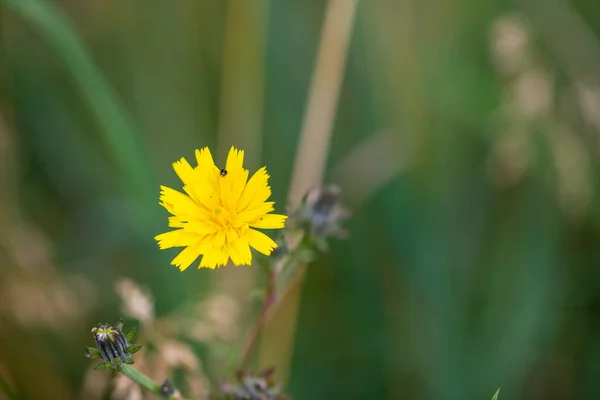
[220,168,228,177]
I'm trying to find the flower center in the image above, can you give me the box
[92,326,119,341]
[213,206,234,227]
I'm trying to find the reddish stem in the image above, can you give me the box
[238,270,277,371]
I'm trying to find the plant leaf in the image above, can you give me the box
[85,347,102,358]
[126,327,136,342]
[126,344,143,354]
[94,362,113,371]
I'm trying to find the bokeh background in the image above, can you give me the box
[2,0,600,399]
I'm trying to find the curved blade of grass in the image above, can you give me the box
[2,0,153,199]
[491,388,500,400]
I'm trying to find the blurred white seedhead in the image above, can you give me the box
[576,82,600,132]
[0,276,94,331]
[159,340,199,371]
[115,278,154,324]
[188,294,240,343]
[511,69,554,119]
[490,13,531,75]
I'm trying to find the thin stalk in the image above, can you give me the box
[238,235,309,371]
[119,364,189,400]
[286,0,360,209]
[119,365,161,393]
[238,268,277,370]
[1,0,153,199]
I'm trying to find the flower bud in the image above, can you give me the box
[86,320,141,369]
[293,185,350,245]
[219,368,289,400]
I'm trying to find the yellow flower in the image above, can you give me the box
[155,147,287,270]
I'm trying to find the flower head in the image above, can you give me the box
[155,147,287,270]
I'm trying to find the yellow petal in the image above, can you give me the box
[217,173,234,209]
[199,251,219,269]
[225,227,239,243]
[225,147,244,173]
[171,242,202,271]
[195,147,217,172]
[230,168,249,204]
[214,148,246,209]
[229,238,252,265]
[250,214,287,229]
[221,167,249,208]
[182,148,220,210]
[155,230,198,249]
[184,220,216,235]
[236,202,275,225]
[213,230,226,248]
[168,216,186,228]
[245,228,278,255]
[217,250,230,266]
[237,167,271,211]
[172,157,197,187]
[168,216,216,234]
[184,180,220,211]
[199,246,229,269]
[159,186,202,217]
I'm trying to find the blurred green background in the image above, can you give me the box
[2,0,600,399]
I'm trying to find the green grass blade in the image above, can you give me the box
[2,0,153,198]
[491,388,500,400]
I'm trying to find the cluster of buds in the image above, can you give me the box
[85,319,142,371]
[219,368,289,400]
[290,185,350,251]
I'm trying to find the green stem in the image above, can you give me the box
[119,365,161,394]
[1,0,153,199]
[238,268,277,370]
[119,365,190,400]
[237,233,311,370]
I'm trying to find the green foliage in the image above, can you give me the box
[85,347,101,359]
[126,344,142,355]
[492,388,500,400]
[125,328,137,343]
[93,362,113,371]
